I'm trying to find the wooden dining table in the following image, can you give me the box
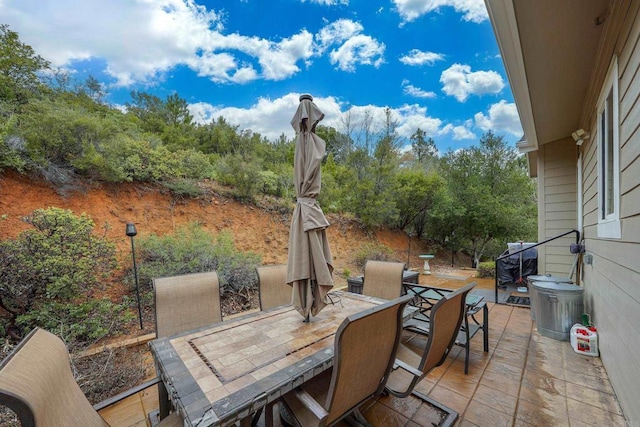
[149,291,416,427]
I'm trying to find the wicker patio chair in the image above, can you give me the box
[0,327,182,427]
[153,271,222,339]
[361,260,406,300]
[256,264,291,311]
[279,294,413,427]
[384,282,477,423]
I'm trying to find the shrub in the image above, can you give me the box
[0,207,126,344]
[161,178,204,199]
[133,223,262,307]
[353,242,394,270]
[476,261,495,278]
[215,154,262,201]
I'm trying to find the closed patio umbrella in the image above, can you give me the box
[287,94,334,321]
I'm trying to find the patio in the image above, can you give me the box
[99,274,626,426]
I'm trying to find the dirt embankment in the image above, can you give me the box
[0,171,445,289]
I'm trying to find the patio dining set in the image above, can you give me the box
[0,261,488,427]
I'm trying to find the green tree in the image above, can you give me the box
[0,208,125,343]
[410,129,438,169]
[439,131,537,266]
[317,125,352,163]
[0,24,50,109]
[393,169,447,236]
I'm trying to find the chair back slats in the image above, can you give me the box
[256,264,291,311]
[0,328,109,427]
[153,271,222,338]
[362,260,405,300]
[324,294,412,426]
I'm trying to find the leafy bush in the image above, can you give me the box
[133,223,262,302]
[161,178,204,199]
[215,154,263,201]
[0,207,127,344]
[353,242,394,270]
[476,261,495,278]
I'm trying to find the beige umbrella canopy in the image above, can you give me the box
[287,94,334,320]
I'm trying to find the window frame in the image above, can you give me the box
[596,56,621,239]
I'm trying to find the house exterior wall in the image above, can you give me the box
[573,3,640,421]
[537,140,578,277]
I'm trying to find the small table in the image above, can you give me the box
[402,282,489,374]
[150,292,417,426]
[418,254,434,275]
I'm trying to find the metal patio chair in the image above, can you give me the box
[384,281,477,425]
[153,270,223,420]
[256,264,291,311]
[279,294,413,427]
[361,260,406,300]
[0,327,182,427]
[153,270,223,338]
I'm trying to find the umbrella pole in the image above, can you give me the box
[303,281,310,323]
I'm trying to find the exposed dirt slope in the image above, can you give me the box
[0,171,445,288]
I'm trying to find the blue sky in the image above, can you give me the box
[0,0,522,152]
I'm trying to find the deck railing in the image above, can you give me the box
[494,229,581,304]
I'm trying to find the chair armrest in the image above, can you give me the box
[93,377,161,411]
[293,388,329,421]
[393,358,423,377]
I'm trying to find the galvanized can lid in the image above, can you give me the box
[531,280,583,293]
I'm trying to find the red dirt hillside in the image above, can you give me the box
[0,171,437,287]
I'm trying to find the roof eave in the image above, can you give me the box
[485,0,539,152]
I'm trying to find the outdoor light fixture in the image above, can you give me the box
[126,223,144,329]
[572,129,590,145]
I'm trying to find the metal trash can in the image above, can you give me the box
[527,275,573,320]
[531,281,583,341]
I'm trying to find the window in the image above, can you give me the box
[596,56,621,239]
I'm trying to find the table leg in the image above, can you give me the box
[158,381,170,420]
[482,303,489,352]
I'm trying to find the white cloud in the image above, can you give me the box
[190,94,344,140]
[257,31,316,80]
[189,95,448,143]
[474,100,522,136]
[392,0,488,24]
[0,0,361,87]
[399,49,444,66]
[402,80,437,99]
[317,20,385,72]
[328,35,385,72]
[316,19,363,50]
[440,63,504,102]
[440,123,475,140]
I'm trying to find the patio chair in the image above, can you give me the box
[256,264,291,311]
[384,282,476,423]
[361,260,406,300]
[153,270,222,420]
[0,327,182,427]
[279,294,413,427]
[153,270,222,338]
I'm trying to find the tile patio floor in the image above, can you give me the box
[99,274,627,427]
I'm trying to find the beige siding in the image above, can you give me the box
[576,3,640,421]
[537,140,578,278]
